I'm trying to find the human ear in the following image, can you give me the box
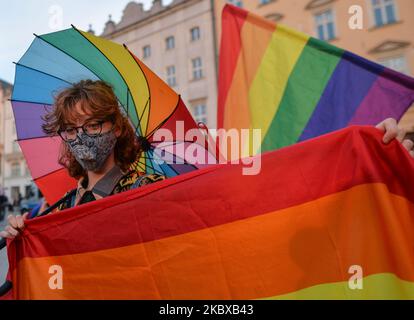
[115,127,121,138]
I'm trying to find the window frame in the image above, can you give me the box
[370,0,398,27]
[11,162,20,177]
[143,45,151,59]
[166,65,177,87]
[191,57,203,80]
[190,26,201,42]
[166,36,175,50]
[314,9,337,41]
[192,102,208,125]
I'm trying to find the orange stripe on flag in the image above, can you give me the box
[13,183,414,299]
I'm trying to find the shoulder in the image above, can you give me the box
[113,169,165,194]
[132,173,166,188]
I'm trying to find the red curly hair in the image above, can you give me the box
[41,80,140,180]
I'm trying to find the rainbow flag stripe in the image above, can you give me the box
[6,126,414,299]
[218,5,414,154]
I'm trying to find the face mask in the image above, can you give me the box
[66,130,117,172]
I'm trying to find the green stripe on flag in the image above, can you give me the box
[261,38,344,152]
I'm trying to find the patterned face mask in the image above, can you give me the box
[66,130,117,172]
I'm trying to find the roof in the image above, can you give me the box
[0,78,12,91]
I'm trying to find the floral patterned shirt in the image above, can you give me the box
[56,167,165,211]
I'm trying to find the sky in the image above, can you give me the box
[0,0,173,84]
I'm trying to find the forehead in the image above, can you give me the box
[65,101,95,124]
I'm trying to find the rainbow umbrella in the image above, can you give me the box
[11,26,217,205]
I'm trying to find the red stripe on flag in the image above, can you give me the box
[217,4,248,128]
[9,126,414,259]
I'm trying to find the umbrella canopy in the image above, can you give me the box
[11,26,217,205]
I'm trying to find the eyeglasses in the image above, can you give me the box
[57,120,110,142]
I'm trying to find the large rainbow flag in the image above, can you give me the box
[218,4,414,156]
[4,126,414,299]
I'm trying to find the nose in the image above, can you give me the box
[74,127,87,143]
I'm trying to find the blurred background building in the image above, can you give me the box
[214,0,414,132]
[101,0,219,129]
[0,79,39,213]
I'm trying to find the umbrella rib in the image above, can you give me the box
[126,88,129,115]
[144,153,162,176]
[16,135,58,142]
[123,44,151,137]
[145,95,181,140]
[33,167,66,182]
[151,150,173,177]
[126,88,140,135]
[149,146,198,170]
[138,97,150,126]
[135,153,162,174]
[145,152,180,176]
[137,160,164,176]
[140,155,172,168]
[33,33,128,116]
[13,62,73,85]
[151,140,213,159]
[71,26,143,136]
[151,140,198,147]
[10,98,53,106]
[150,141,186,150]
[134,162,146,173]
[151,138,214,159]
[158,148,199,169]
[136,162,145,170]
[144,151,167,176]
[135,97,150,136]
[148,157,167,176]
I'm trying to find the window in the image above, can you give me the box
[166,66,177,87]
[372,0,397,27]
[190,27,200,42]
[315,10,336,41]
[192,57,203,80]
[11,162,20,177]
[379,56,409,75]
[228,0,243,7]
[192,103,207,125]
[143,45,151,59]
[166,36,175,50]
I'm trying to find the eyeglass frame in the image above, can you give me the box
[57,119,115,142]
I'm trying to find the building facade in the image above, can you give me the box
[101,0,219,129]
[0,79,38,206]
[215,0,414,131]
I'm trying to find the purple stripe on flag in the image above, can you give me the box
[299,51,383,142]
[349,68,414,125]
[12,101,52,140]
